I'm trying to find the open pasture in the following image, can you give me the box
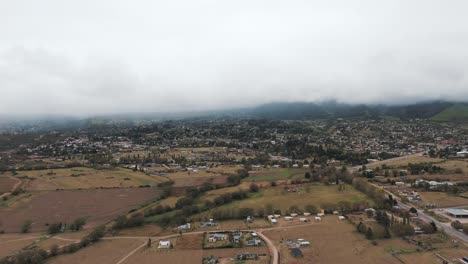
[200,184,373,214]
[0,188,161,233]
[263,217,414,264]
[47,238,146,264]
[244,168,308,182]
[12,167,168,190]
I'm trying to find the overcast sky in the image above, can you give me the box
[1,1,468,115]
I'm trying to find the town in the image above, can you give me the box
[0,115,467,264]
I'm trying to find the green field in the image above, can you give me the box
[243,168,308,182]
[199,184,374,216]
[432,104,468,121]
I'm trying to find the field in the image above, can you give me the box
[368,156,444,169]
[0,235,40,257]
[10,167,169,190]
[432,103,468,122]
[200,184,374,215]
[47,238,146,264]
[263,216,415,264]
[244,168,308,182]
[0,175,19,193]
[0,188,161,233]
[164,170,228,187]
[418,191,468,208]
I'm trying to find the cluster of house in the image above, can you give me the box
[267,211,345,224]
[457,150,468,157]
[415,179,454,190]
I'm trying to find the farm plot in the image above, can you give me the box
[244,168,308,182]
[0,175,19,193]
[47,238,146,264]
[165,170,228,187]
[12,167,168,191]
[0,188,161,233]
[125,249,203,264]
[0,235,39,257]
[418,191,468,208]
[200,184,373,215]
[263,217,410,264]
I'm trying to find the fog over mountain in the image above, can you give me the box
[1,0,468,116]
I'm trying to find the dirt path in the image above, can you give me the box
[0,175,22,199]
[115,240,147,264]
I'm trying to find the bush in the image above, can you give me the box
[69,217,86,231]
[21,220,32,233]
[86,226,105,243]
[47,223,62,234]
[49,244,59,256]
[451,220,463,230]
[249,183,259,192]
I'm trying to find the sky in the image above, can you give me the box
[1,0,468,116]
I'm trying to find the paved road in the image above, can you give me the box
[371,182,468,243]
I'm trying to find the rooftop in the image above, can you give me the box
[445,208,468,216]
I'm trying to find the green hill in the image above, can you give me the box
[432,103,468,121]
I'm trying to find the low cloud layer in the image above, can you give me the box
[1,0,468,115]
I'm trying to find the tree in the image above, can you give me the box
[49,244,59,256]
[249,183,259,192]
[451,220,463,230]
[87,226,105,242]
[409,207,417,214]
[147,238,152,248]
[21,220,32,233]
[47,223,62,234]
[70,217,86,231]
[304,172,311,179]
[366,227,373,239]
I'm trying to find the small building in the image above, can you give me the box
[299,218,309,222]
[314,217,321,222]
[332,211,339,215]
[178,223,191,230]
[338,216,346,220]
[303,212,311,216]
[208,233,228,243]
[236,253,259,260]
[246,239,262,246]
[457,150,468,157]
[445,208,468,218]
[158,240,171,249]
[270,218,278,224]
[285,216,293,221]
[290,213,298,217]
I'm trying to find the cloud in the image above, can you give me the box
[0,0,468,116]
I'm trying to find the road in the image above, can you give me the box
[370,182,468,243]
[351,152,468,243]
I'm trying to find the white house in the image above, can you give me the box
[284,216,293,221]
[338,216,346,220]
[270,218,278,224]
[303,212,311,216]
[315,217,322,222]
[299,217,309,222]
[158,240,171,249]
[457,150,468,157]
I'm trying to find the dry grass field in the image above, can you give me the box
[125,249,203,264]
[0,175,19,193]
[10,167,168,190]
[0,188,161,233]
[0,235,39,257]
[165,170,228,187]
[200,184,374,215]
[263,217,416,264]
[398,246,468,264]
[368,156,444,168]
[418,191,468,207]
[47,238,146,264]
[244,168,309,182]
